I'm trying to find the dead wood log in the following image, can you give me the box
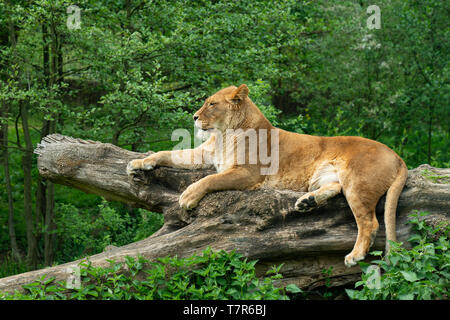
[0,134,448,293]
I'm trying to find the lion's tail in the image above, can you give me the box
[384,160,408,254]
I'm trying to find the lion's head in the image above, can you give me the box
[193,84,251,132]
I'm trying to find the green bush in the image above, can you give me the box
[0,254,32,279]
[54,200,163,263]
[346,211,449,300]
[0,248,301,300]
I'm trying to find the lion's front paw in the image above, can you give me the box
[127,159,143,175]
[126,158,156,175]
[179,184,205,210]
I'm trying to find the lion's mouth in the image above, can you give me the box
[194,120,213,131]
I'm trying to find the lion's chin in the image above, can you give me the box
[196,128,215,141]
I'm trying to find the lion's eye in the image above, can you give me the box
[209,102,217,107]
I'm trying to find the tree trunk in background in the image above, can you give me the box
[38,119,56,266]
[1,107,22,262]
[43,121,56,266]
[42,23,50,86]
[19,103,37,267]
[2,12,22,262]
[57,33,63,81]
[35,23,50,264]
[0,134,448,293]
[44,181,55,266]
[39,19,58,266]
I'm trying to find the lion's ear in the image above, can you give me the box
[229,84,249,104]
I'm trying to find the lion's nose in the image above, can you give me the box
[193,115,199,121]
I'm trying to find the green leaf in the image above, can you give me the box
[388,255,401,266]
[42,277,55,285]
[400,271,418,282]
[398,293,414,300]
[370,251,383,257]
[285,284,302,293]
[345,289,358,300]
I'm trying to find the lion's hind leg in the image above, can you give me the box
[343,192,380,267]
[295,182,342,212]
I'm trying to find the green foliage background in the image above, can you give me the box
[0,0,448,297]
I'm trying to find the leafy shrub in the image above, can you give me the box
[346,211,449,300]
[54,201,163,263]
[0,248,301,300]
[0,254,32,279]
[133,209,165,242]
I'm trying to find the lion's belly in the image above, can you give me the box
[258,160,340,192]
[259,173,310,192]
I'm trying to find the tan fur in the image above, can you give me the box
[127,84,408,267]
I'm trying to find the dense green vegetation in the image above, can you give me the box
[0,248,300,300]
[347,212,449,300]
[0,0,448,299]
[0,214,447,300]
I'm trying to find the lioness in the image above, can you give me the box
[127,84,408,267]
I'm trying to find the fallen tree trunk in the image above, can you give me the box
[0,134,448,293]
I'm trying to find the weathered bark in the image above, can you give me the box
[0,134,448,293]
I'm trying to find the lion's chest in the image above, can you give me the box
[212,149,233,173]
[211,134,240,173]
